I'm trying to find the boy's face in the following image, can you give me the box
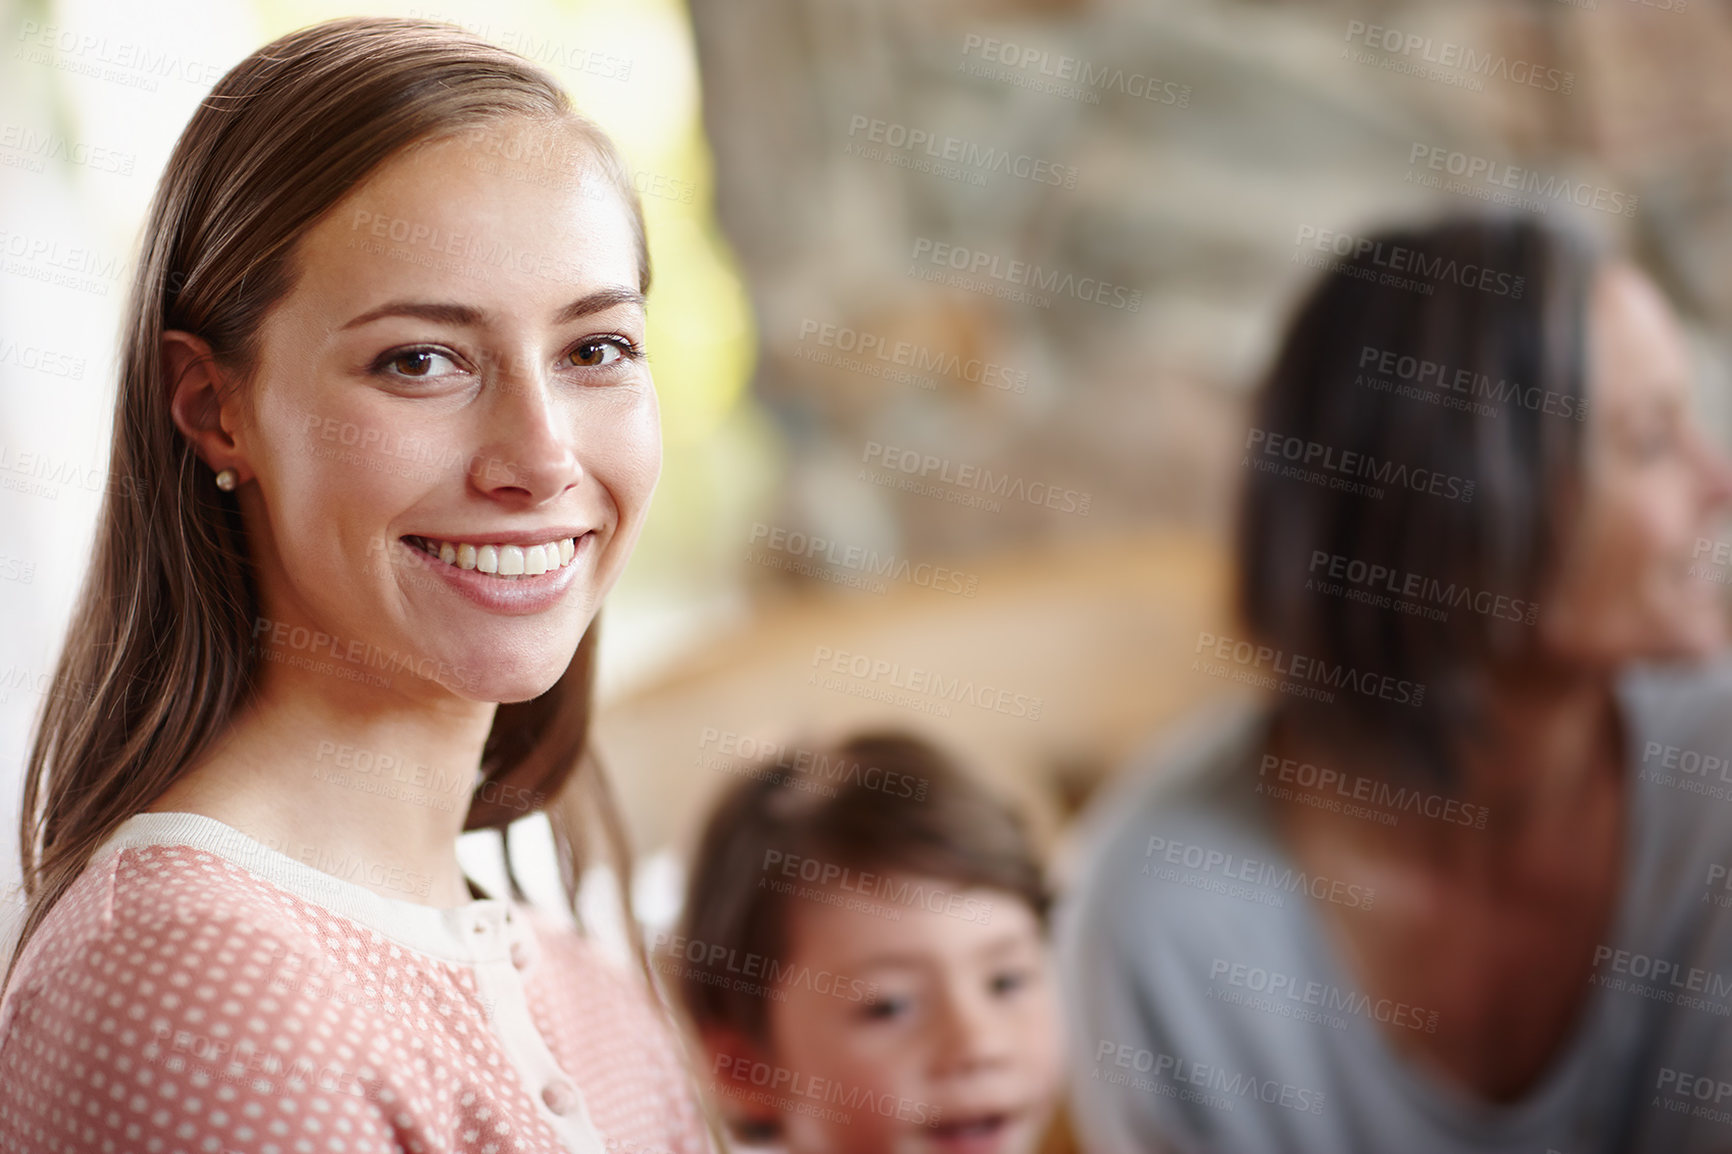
[762,875,1065,1154]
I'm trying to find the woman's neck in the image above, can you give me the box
[1457,665,1622,833]
[1269,664,1629,1101]
[146,661,498,907]
[1275,662,1622,859]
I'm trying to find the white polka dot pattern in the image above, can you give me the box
[0,841,710,1154]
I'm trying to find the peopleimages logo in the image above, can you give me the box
[1258,753,1489,830]
[1405,144,1637,218]
[1357,345,1586,422]
[1342,21,1575,94]
[908,237,1142,311]
[1638,740,1732,805]
[1693,538,1732,589]
[760,850,995,924]
[1307,548,1538,626]
[1142,834,1376,910]
[747,521,980,597]
[1093,1041,1326,1117]
[712,1055,943,1126]
[809,644,1045,721]
[1208,958,1439,1033]
[14,19,226,89]
[1245,427,1476,504]
[958,35,1192,107]
[696,727,931,801]
[1591,946,1732,1016]
[0,227,131,296]
[1193,631,1425,707]
[0,122,136,176]
[796,319,1029,393]
[1655,1067,1732,1130]
[0,336,86,381]
[1294,225,1526,299]
[651,931,877,1004]
[846,114,1079,188]
[862,441,1091,515]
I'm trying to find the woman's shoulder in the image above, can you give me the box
[0,841,432,1152]
[1063,699,1274,904]
[5,839,333,1004]
[0,833,467,1052]
[1055,701,1299,993]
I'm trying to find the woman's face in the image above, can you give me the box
[224,120,658,703]
[1541,263,1732,665]
[753,879,1065,1154]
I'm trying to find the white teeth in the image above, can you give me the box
[410,535,580,578]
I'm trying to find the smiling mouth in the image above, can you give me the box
[404,534,582,578]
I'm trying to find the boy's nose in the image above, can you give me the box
[932,988,1016,1075]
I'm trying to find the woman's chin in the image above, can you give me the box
[484,672,568,704]
[426,658,571,704]
[1671,595,1730,658]
[1643,618,1729,664]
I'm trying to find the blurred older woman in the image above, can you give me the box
[1059,215,1732,1154]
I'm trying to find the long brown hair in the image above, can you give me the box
[10,17,650,991]
[1237,215,1595,787]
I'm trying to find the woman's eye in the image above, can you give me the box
[567,337,638,369]
[1628,423,1677,460]
[378,348,463,379]
[990,969,1031,997]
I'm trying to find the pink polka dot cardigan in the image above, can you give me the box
[0,812,711,1154]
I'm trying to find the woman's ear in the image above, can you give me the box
[164,329,247,482]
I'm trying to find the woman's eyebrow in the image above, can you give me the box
[341,301,481,330]
[340,287,646,332]
[553,286,646,323]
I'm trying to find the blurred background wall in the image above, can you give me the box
[4,0,1731,932]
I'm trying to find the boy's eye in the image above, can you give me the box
[860,996,910,1022]
[990,969,1031,997]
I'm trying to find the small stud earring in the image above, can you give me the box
[214,468,238,492]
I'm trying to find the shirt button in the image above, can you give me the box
[511,941,531,969]
[541,1080,578,1115]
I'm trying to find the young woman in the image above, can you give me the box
[0,17,708,1154]
[1059,217,1732,1153]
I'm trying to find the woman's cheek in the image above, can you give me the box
[592,400,663,547]
[623,394,664,501]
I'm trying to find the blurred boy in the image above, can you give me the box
[665,732,1070,1154]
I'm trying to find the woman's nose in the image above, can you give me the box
[471,355,583,504]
